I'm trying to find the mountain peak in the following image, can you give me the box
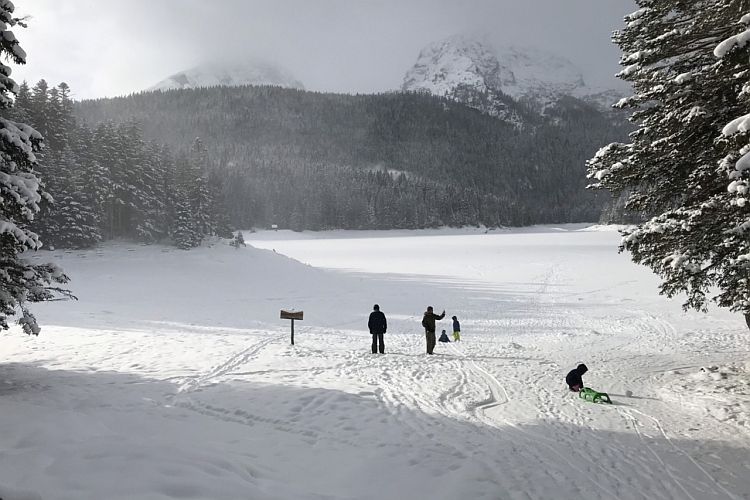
[148,59,305,92]
[402,36,621,113]
[402,35,505,98]
[401,35,526,123]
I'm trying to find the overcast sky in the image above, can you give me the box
[11,0,635,100]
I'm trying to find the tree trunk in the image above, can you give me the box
[745,313,750,331]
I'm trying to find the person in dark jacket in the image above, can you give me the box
[438,329,451,343]
[422,306,445,355]
[565,363,588,392]
[368,304,387,354]
[451,315,461,341]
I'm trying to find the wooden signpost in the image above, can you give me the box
[280,309,303,345]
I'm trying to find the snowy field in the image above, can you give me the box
[1,225,750,500]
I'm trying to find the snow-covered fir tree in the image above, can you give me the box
[6,74,233,250]
[8,80,30,122]
[72,123,111,231]
[49,147,101,248]
[172,194,200,249]
[207,170,233,238]
[28,79,48,129]
[0,1,73,334]
[588,0,750,324]
[187,137,215,238]
[167,137,232,245]
[23,82,103,248]
[230,230,246,248]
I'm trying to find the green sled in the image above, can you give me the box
[579,387,612,404]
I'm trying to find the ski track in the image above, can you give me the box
[451,343,629,500]
[6,235,750,500]
[159,264,746,500]
[174,334,285,394]
[307,263,744,500]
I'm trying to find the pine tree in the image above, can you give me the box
[171,136,233,245]
[21,80,102,249]
[28,79,48,135]
[52,147,101,248]
[230,231,246,249]
[190,176,212,238]
[587,1,750,322]
[0,2,73,333]
[172,194,200,249]
[92,121,120,238]
[72,123,110,232]
[8,80,31,123]
[207,169,233,238]
[154,143,177,231]
[187,137,214,238]
[44,85,67,151]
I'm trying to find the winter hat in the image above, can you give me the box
[427,306,433,312]
[373,304,380,311]
[451,316,457,320]
[577,363,588,374]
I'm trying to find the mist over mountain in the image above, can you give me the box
[148,60,305,92]
[402,35,627,115]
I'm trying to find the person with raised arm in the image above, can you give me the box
[421,306,445,355]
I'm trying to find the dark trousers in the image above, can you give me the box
[425,331,436,354]
[371,333,384,353]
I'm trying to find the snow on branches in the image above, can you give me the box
[0,0,73,334]
[588,0,750,317]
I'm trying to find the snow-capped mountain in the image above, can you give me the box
[495,45,585,102]
[402,36,504,98]
[401,36,524,123]
[149,60,305,92]
[402,35,625,115]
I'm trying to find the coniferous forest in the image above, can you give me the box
[75,86,631,234]
[7,80,231,250]
[7,79,630,251]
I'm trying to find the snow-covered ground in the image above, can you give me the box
[1,225,749,499]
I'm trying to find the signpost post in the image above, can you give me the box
[280,310,303,345]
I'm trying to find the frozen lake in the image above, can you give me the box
[1,226,748,500]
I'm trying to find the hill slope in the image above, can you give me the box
[76,86,629,229]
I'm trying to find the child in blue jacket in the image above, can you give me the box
[451,316,461,341]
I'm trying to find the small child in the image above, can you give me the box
[565,363,588,392]
[438,329,451,342]
[452,315,461,341]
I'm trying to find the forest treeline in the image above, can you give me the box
[6,80,230,250]
[5,80,630,251]
[75,86,631,232]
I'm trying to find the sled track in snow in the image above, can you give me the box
[168,328,742,500]
[332,337,511,488]
[172,398,367,450]
[177,334,283,393]
[448,343,632,500]
[618,407,741,500]
[337,335,630,498]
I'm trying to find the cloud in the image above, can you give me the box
[10,0,635,99]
